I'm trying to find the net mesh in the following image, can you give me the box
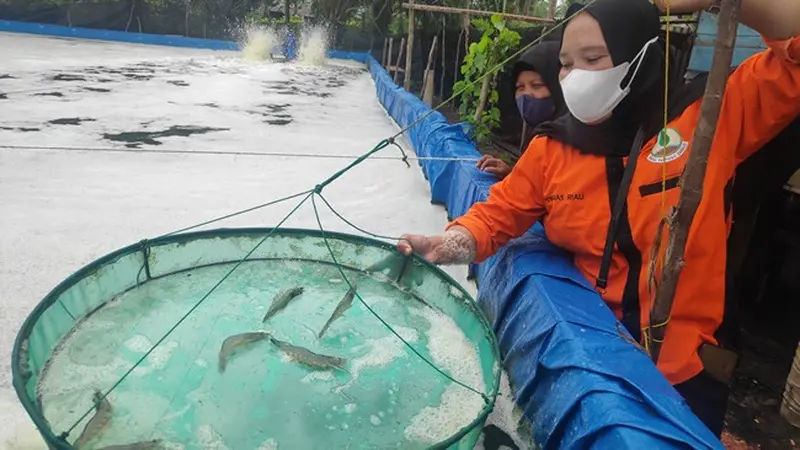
[14,227,500,449]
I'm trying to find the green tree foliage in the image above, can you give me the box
[453,14,520,143]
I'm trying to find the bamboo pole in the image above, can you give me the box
[473,77,491,122]
[648,1,740,361]
[548,0,557,20]
[453,30,464,90]
[781,341,800,427]
[401,3,553,23]
[452,13,469,91]
[423,69,435,106]
[439,21,446,99]
[404,0,416,90]
[394,37,406,84]
[462,12,470,55]
[422,35,438,103]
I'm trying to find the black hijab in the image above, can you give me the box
[535,0,705,156]
[512,40,568,118]
[564,2,585,18]
[512,41,568,149]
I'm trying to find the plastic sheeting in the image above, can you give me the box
[0,19,239,50]
[0,20,374,61]
[366,55,725,450]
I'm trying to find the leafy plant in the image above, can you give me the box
[453,14,520,143]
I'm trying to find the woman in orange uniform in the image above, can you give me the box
[476,40,567,179]
[397,0,800,437]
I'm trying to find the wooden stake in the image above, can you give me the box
[439,22,446,99]
[461,12,470,57]
[404,0,416,90]
[473,77,491,122]
[453,29,464,89]
[394,37,406,84]
[422,35,439,100]
[387,37,394,69]
[648,2,740,362]
[381,37,388,67]
[423,70,435,106]
[548,0,557,20]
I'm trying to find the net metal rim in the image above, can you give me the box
[12,227,501,449]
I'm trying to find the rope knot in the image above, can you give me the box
[387,138,411,168]
[313,184,324,194]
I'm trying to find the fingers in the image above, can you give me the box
[482,159,508,171]
[484,167,511,179]
[481,159,501,169]
[397,235,415,256]
[475,155,490,169]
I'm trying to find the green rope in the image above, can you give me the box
[310,195,489,403]
[62,192,313,438]
[0,144,480,162]
[316,193,401,242]
[161,189,313,238]
[313,139,391,193]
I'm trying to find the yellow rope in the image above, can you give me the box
[644,0,673,349]
[650,316,671,329]
[661,0,672,221]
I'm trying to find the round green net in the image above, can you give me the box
[12,228,500,450]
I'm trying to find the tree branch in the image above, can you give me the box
[648,2,740,362]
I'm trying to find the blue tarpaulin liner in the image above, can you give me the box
[366,55,725,450]
[0,20,374,62]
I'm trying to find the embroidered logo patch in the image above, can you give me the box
[647,128,688,163]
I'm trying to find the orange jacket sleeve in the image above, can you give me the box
[717,35,800,164]
[448,136,548,262]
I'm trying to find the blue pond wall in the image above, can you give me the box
[0,19,372,61]
[0,19,240,50]
[1,20,723,450]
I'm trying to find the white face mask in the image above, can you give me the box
[560,37,659,125]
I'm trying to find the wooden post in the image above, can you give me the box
[439,23,446,99]
[393,37,406,84]
[423,70,435,106]
[404,0,416,90]
[453,29,464,87]
[452,12,469,90]
[781,341,800,427]
[548,0,557,20]
[462,12,470,56]
[421,35,438,103]
[386,37,394,69]
[381,37,388,67]
[648,0,740,361]
[473,77,491,122]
